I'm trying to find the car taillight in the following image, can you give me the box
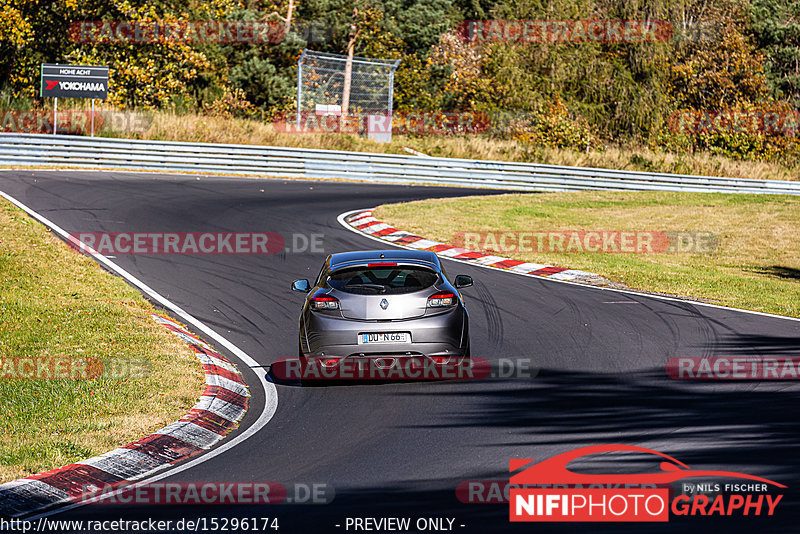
[427,292,455,308]
[311,295,340,310]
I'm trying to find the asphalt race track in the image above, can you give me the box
[2,170,800,533]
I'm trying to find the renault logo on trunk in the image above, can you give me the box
[380,298,389,310]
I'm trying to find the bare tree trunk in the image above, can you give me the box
[341,8,358,118]
[285,0,294,34]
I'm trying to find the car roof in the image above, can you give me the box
[328,250,441,271]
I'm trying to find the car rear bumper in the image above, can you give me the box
[301,306,468,359]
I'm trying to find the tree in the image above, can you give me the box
[0,0,240,107]
[750,0,800,108]
[668,0,770,111]
[219,4,305,114]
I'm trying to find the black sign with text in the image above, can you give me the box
[40,64,108,99]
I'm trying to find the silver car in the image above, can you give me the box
[292,250,472,369]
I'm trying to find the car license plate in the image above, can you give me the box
[359,332,410,344]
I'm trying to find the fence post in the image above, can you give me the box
[296,49,306,129]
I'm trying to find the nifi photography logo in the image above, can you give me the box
[509,444,785,522]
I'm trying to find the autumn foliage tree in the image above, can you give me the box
[0,0,797,163]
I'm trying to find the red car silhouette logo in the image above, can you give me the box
[510,444,785,488]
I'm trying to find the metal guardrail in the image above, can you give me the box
[1,132,799,195]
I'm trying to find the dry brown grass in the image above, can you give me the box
[104,110,800,181]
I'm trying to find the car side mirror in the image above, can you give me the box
[454,275,473,288]
[291,279,310,292]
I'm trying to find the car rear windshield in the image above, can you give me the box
[328,265,439,294]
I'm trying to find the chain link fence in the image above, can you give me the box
[296,49,400,139]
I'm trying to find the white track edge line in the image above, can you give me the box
[337,208,800,324]
[0,190,279,520]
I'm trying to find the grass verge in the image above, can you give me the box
[374,192,800,318]
[0,197,205,483]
